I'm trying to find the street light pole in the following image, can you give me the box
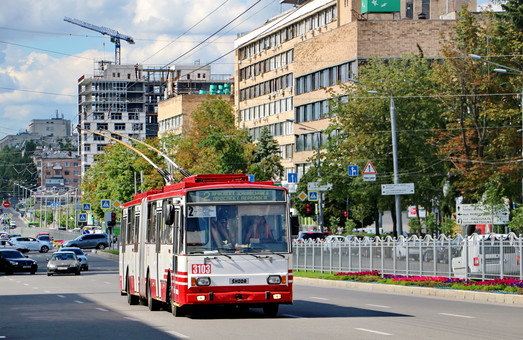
[469,54,523,204]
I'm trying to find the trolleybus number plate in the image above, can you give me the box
[192,264,212,274]
[230,278,249,284]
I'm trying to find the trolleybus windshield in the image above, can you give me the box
[186,203,289,255]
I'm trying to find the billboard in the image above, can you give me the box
[361,0,401,14]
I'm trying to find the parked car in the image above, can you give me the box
[0,249,38,275]
[58,247,88,271]
[47,251,81,276]
[0,239,29,253]
[63,233,109,249]
[296,231,326,242]
[422,241,461,264]
[10,236,53,253]
[9,221,16,229]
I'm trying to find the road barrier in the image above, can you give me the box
[293,233,523,280]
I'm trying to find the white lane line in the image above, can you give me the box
[58,295,66,298]
[281,314,305,318]
[355,328,392,336]
[104,282,112,285]
[0,335,6,338]
[439,313,475,319]
[124,317,138,321]
[74,300,84,304]
[366,304,391,309]
[32,287,39,290]
[23,283,29,286]
[96,307,108,312]
[44,290,51,293]
[166,331,190,339]
[310,296,329,301]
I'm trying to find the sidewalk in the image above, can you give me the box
[294,277,523,306]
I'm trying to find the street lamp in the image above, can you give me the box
[368,91,403,236]
[469,54,523,204]
[286,119,325,230]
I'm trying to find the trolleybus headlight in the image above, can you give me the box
[267,275,282,284]
[195,277,211,286]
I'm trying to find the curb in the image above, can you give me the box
[294,277,523,306]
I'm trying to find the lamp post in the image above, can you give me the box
[469,54,523,204]
[286,119,324,230]
[368,91,403,236]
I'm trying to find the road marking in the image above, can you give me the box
[281,314,305,318]
[24,283,29,286]
[439,313,475,319]
[310,296,329,300]
[366,304,391,309]
[104,282,112,285]
[355,328,392,336]
[167,331,190,339]
[58,295,66,298]
[32,287,39,290]
[124,317,138,321]
[96,307,108,312]
[74,300,84,304]
[0,335,6,338]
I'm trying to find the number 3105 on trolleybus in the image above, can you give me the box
[119,174,293,316]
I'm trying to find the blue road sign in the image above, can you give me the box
[308,191,318,201]
[348,165,359,176]
[83,203,91,211]
[247,174,255,182]
[78,213,87,222]
[101,200,111,209]
[287,173,298,183]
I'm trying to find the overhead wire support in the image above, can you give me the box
[99,129,191,178]
[76,126,176,185]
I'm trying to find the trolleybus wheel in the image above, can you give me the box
[171,304,186,317]
[262,303,279,317]
[127,276,139,305]
[147,278,160,311]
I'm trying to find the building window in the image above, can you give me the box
[132,123,143,131]
[84,143,91,151]
[84,123,91,129]
[114,123,125,130]
[111,112,122,120]
[94,134,105,141]
[93,113,104,120]
[97,144,106,151]
[129,112,139,120]
[97,123,108,130]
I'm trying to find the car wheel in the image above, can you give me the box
[47,272,53,276]
[97,243,107,250]
[30,270,36,275]
[75,269,81,275]
[6,268,13,275]
[40,246,49,253]
[84,266,89,271]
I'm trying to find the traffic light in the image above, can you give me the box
[305,203,313,216]
[343,210,348,218]
[108,211,117,226]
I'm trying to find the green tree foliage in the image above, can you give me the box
[171,97,253,174]
[248,127,284,181]
[324,57,446,234]
[0,143,37,199]
[432,9,521,202]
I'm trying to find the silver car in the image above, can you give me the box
[10,237,53,253]
[47,251,81,276]
[58,247,89,271]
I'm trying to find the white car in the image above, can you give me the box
[0,239,30,253]
[10,236,53,253]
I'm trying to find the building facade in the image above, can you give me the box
[36,151,81,191]
[234,0,476,180]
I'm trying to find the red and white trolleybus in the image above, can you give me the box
[119,174,293,316]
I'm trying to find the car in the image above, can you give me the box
[47,251,81,276]
[36,232,53,240]
[0,249,38,275]
[58,247,88,271]
[325,235,346,243]
[63,233,109,249]
[296,231,326,242]
[0,239,30,253]
[9,221,16,229]
[10,236,53,253]
[36,235,52,243]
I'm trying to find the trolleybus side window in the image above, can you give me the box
[147,202,156,243]
[155,202,162,252]
[126,206,135,244]
[161,200,174,244]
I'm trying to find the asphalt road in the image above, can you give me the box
[1,251,523,339]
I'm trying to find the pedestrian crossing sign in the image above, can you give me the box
[362,161,377,175]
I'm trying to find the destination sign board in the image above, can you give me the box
[187,189,286,202]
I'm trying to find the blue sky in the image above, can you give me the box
[0,0,500,140]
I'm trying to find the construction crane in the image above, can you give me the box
[64,16,135,65]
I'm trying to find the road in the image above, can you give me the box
[1,251,523,339]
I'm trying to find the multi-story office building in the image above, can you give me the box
[77,62,171,175]
[234,0,476,179]
[29,114,71,138]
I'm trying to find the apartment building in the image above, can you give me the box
[234,0,476,180]
[36,151,81,190]
[77,62,171,175]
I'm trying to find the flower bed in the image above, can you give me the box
[297,271,523,294]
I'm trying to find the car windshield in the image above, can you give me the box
[53,253,75,261]
[62,248,84,255]
[1,250,23,258]
[186,204,289,255]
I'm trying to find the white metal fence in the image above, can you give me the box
[292,233,523,280]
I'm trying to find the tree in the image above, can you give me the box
[171,97,253,174]
[248,127,284,181]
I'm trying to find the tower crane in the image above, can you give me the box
[64,16,135,65]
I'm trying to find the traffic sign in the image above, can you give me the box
[362,161,377,175]
[456,203,509,225]
[381,183,415,195]
[78,213,87,222]
[287,173,298,183]
[307,182,332,191]
[83,203,91,211]
[2,201,11,208]
[348,165,359,176]
[308,191,318,201]
[113,200,121,208]
[101,200,111,209]
[363,174,376,182]
[247,174,255,182]
[298,191,308,201]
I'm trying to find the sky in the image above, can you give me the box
[0,0,500,140]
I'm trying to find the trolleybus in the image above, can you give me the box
[119,174,293,316]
